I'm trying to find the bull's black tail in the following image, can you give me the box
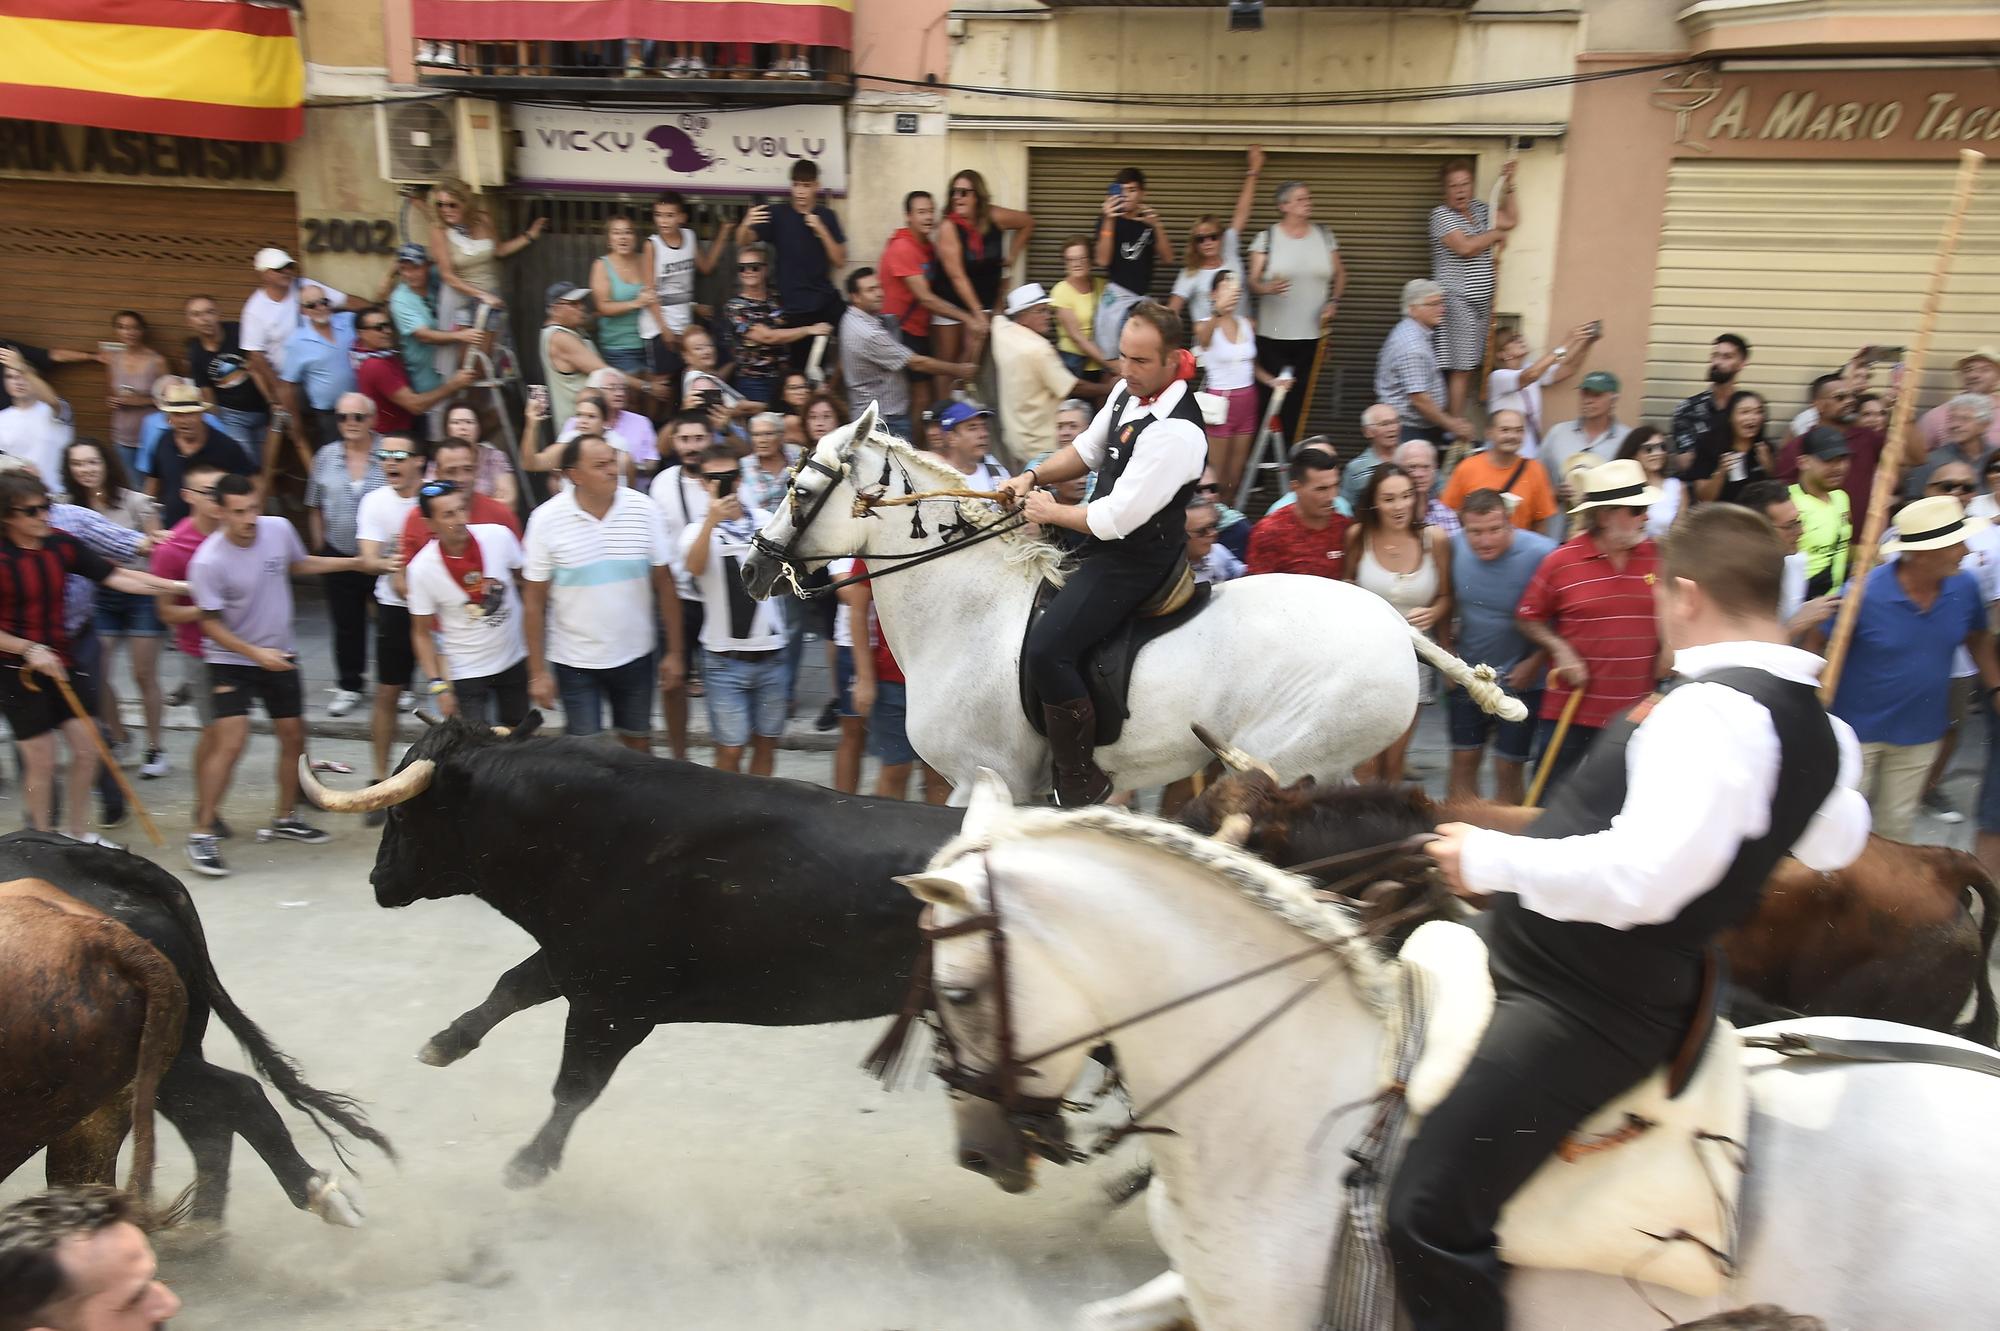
[1954,852,1999,1048]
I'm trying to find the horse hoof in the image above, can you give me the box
[418,1035,471,1067]
[502,1152,551,1191]
[307,1172,366,1228]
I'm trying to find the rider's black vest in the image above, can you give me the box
[1087,384,1203,566]
[1485,666,1839,1026]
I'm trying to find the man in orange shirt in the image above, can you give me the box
[1442,408,1557,535]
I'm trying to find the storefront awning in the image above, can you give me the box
[414,0,853,51]
[0,0,304,143]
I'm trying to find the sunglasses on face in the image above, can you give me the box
[337,411,371,422]
[738,263,765,272]
[1934,481,1977,495]
[1193,232,1220,243]
[11,503,49,517]
[375,450,414,463]
[301,299,329,310]
[419,480,458,498]
[361,322,390,333]
[951,186,975,196]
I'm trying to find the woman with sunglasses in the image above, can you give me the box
[725,243,826,410]
[1614,425,1683,540]
[1248,167,1347,443]
[427,177,543,381]
[932,169,1035,377]
[304,392,388,715]
[1168,145,1265,329]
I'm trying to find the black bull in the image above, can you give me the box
[0,831,393,1225]
[340,718,959,1188]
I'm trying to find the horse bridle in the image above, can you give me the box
[902,840,1444,1165]
[749,448,1028,600]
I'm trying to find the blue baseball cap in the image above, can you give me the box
[395,242,430,265]
[937,400,992,432]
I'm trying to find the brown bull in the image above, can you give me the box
[1180,761,1999,1045]
[0,877,188,1207]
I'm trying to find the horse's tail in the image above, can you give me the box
[1408,628,1527,721]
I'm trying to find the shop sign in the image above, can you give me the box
[0,120,285,181]
[1656,69,2000,159]
[511,104,845,194]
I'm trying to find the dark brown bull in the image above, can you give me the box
[1180,756,1999,1045]
[0,877,187,1207]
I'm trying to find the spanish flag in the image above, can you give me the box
[0,0,304,143]
[415,0,852,51]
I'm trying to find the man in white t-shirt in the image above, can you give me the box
[524,435,684,750]
[648,411,714,758]
[239,247,347,416]
[644,191,719,375]
[681,443,787,776]
[1485,323,1598,459]
[936,401,1010,489]
[407,482,528,725]
[354,437,425,813]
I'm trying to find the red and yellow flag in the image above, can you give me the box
[0,0,304,143]
[415,0,853,51]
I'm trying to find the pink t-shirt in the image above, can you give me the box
[147,517,208,658]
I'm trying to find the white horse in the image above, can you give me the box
[741,404,1519,801]
[897,771,2000,1331]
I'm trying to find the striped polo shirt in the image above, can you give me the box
[522,487,671,671]
[1515,533,1662,728]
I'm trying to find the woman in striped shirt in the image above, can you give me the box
[1429,157,1517,422]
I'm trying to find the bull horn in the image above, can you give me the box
[417,711,439,728]
[1213,812,1252,847]
[298,756,435,814]
[1190,723,1279,782]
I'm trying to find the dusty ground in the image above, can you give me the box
[0,731,1165,1330]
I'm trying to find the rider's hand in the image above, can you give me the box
[1425,824,1490,905]
[996,473,1037,508]
[1022,488,1064,526]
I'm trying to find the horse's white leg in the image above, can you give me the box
[1076,1271,1190,1331]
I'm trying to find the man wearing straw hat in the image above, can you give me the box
[1512,457,1665,795]
[1828,494,2000,842]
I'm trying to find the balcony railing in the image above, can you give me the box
[414,40,852,98]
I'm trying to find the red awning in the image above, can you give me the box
[414,0,853,50]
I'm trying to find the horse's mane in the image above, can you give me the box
[944,803,1393,1012]
[847,420,1072,588]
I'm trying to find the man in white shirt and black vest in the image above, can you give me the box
[996,301,1206,805]
[1387,502,1871,1331]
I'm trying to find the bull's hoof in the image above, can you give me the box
[418,1032,476,1066]
[307,1172,366,1228]
[502,1149,553,1191]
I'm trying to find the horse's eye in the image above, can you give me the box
[940,986,977,1007]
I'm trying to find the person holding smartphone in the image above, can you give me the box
[736,161,846,371]
[680,443,787,775]
[1093,166,1174,360]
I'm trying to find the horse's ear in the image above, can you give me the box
[960,767,1015,842]
[894,868,974,911]
[853,400,880,451]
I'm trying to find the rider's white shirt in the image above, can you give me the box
[1460,639,1870,930]
[1071,379,1208,542]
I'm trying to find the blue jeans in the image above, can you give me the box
[215,406,269,453]
[703,649,787,747]
[601,346,650,376]
[554,655,654,738]
[881,412,912,442]
[867,680,918,766]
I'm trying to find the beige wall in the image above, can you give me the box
[1579,0,1686,55]
[302,0,390,70]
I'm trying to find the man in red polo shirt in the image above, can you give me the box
[879,190,976,424]
[353,307,474,439]
[1515,457,1666,797]
[1246,447,1350,578]
[398,436,521,562]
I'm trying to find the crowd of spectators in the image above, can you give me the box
[2,143,1995,880]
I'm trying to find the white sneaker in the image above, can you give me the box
[140,747,170,779]
[398,690,420,713]
[327,689,362,718]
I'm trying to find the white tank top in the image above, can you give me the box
[1355,536,1439,617]
[1202,317,1258,392]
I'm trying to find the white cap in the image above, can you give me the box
[1002,283,1050,318]
[253,247,295,271]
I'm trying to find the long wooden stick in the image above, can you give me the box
[1295,330,1332,440]
[1523,684,1585,809]
[1820,149,1986,703]
[22,667,164,847]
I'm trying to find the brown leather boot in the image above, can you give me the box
[1043,698,1113,807]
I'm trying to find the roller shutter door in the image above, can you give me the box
[1645,160,2000,427]
[0,180,298,442]
[1027,148,1440,451]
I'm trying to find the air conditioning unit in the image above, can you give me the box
[377,98,506,189]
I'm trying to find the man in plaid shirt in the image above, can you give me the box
[1375,279,1474,444]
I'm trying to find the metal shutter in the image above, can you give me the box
[1645,160,2000,428]
[0,180,298,442]
[1027,147,1441,451]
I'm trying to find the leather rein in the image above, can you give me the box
[891,836,1446,1164]
[750,448,1027,600]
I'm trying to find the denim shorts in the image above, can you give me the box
[867,680,918,766]
[93,587,164,638]
[703,649,787,747]
[1447,685,1541,765]
[600,345,650,376]
[833,645,859,718]
[555,654,654,738]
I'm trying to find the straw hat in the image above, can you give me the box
[1885,495,1986,552]
[153,377,206,414]
[1569,457,1663,514]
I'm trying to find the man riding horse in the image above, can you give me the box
[1396,501,1873,1330]
[996,300,1206,806]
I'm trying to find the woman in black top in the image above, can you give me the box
[1691,388,1773,506]
[932,168,1035,373]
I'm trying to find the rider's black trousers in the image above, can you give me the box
[1384,969,1676,1331]
[1025,552,1173,703]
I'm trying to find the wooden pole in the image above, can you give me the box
[1522,684,1585,809]
[1295,330,1332,441]
[1820,149,1986,704]
[22,668,164,847]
